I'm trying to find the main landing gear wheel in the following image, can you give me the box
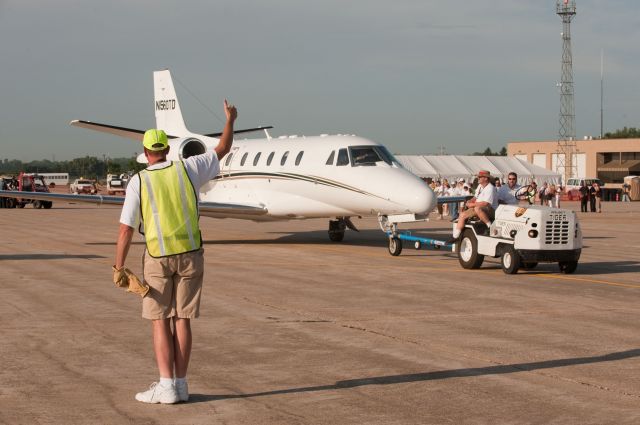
[457,229,484,269]
[328,229,345,242]
[389,237,402,256]
[558,261,578,274]
[328,219,346,242]
[500,245,521,274]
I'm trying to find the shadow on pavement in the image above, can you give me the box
[187,348,640,403]
[570,261,640,275]
[0,253,106,260]
[86,230,392,248]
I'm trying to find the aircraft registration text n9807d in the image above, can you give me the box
[155,99,176,111]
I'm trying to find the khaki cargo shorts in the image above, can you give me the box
[460,204,495,222]
[141,248,205,320]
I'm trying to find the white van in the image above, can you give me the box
[565,178,604,200]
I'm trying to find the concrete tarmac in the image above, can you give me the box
[1,200,639,424]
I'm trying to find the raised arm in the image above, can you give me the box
[214,99,238,160]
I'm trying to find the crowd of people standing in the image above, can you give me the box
[428,174,611,219]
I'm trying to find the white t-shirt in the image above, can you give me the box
[475,183,498,209]
[498,184,520,205]
[120,152,220,229]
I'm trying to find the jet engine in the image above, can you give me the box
[137,137,208,164]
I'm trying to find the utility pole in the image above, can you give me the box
[600,48,604,139]
[556,0,577,183]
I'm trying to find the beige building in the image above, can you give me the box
[507,138,640,185]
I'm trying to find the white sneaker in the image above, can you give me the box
[176,381,189,402]
[135,382,179,404]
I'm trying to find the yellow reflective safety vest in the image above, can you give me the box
[139,161,201,257]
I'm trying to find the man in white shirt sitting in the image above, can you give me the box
[497,172,520,205]
[450,170,497,241]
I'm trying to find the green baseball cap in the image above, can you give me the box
[142,129,168,151]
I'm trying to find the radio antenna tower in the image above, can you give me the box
[556,0,577,183]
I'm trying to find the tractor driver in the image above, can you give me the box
[450,170,497,241]
[497,172,520,205]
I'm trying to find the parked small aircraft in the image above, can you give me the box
[0,70,441,242]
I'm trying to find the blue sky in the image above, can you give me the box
[1,0,638,160]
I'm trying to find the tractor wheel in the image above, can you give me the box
[500,245,521,274]
[522,262,538,270]
[457,229,484,269]
[558,261,578,274]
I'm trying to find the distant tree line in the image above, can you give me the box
[472,147,507,156]
[603,126,640,139]
[0,156,145,179]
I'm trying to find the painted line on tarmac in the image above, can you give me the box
[352,252,640,289]
[364,250,640,289]
[404,256,640,289]
[526,273,640,289]
[215,243,640,289]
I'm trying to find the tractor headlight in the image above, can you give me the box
[528,229,538,238]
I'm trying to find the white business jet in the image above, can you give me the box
[1,70,437,242]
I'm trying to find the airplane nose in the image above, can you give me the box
[403,176,436,214]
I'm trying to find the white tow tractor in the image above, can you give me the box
[455,201,582,274]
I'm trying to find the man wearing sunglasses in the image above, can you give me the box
[497,172,521,205]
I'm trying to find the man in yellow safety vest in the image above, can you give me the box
[114,100,237,404]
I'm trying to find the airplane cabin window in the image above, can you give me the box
[253,152,261,166]
[267,151,275,166]
[240,152,249,166]
[224,153,234,166]
[326,151,335,165]
[295,151,304,166]
[281,151,289,166]
[336,148,349,166]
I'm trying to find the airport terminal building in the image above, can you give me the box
[507,138,640,185]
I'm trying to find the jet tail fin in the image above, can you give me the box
[154,70,189,136]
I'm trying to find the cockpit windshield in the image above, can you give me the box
[348,145,402,167]
[376,145,402,167]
